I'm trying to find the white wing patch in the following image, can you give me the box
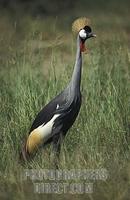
[56,104,60,109]
[35,113,60,143]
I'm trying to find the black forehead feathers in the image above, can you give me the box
[83,26,92,33]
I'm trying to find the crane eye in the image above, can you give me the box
[79,29,87,39]
[84,26,92,33]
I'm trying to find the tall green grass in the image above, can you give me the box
[0,12,130,199]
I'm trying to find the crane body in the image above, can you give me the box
[20,18,95,161]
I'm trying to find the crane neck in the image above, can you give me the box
[70,35,82,94]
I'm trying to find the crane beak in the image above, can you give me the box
[88,32,96,38]
[91,33,96,37]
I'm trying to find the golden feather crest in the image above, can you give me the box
[72,17,91,33]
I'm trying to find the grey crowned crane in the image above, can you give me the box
[20,17,96,161]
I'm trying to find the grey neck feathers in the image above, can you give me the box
[70,35,82,95]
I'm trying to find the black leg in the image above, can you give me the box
[52,133,64,168]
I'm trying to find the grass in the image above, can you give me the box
[0,10,130,200]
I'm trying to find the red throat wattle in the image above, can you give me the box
[80,41,86,52]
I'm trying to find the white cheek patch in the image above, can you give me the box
[79,29,87,39]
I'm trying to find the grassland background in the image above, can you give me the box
[0,0,130,199]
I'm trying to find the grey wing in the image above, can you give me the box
[29,90,67,133]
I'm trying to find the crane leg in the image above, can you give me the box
[52,133,64,168]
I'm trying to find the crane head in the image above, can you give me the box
[79,26,96,40]
[79,26,96,52]
[72,17,96,52]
